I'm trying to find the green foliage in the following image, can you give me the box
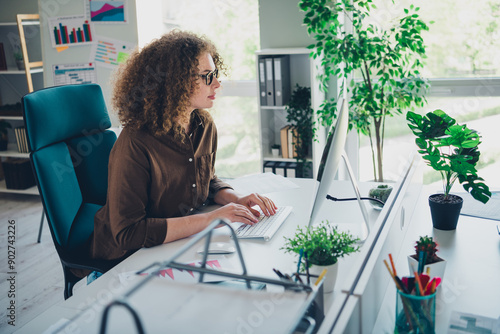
[13,52,23,61]
[286,85,314,177]
[282,221,359,266]
[414,235,439,264]
[298,0,430,181]
[407,109,491,204]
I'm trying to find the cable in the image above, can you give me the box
[326,194,386,206]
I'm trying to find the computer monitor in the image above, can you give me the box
[307,95,370,240]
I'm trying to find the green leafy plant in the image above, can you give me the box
[285,84,314,177]
[407,109,491,204]
[413,235,441,265]
[13,52,23,61]
[299,0,430,181]
[282,221,359,267]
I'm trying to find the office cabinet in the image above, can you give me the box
[256,48,325,179]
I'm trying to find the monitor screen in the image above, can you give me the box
[308,97,350,227]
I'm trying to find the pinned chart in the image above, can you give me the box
[49,16,94,47]
[52,63,97,86]
[90,36,135,68]
[87,0,127,23]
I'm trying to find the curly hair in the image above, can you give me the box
[111,30,226,139]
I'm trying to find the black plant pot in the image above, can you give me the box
[428,194,463,230]
[0,139,8,151]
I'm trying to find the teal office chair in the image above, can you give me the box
[22,84,120,299]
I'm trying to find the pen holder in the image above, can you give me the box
[395,290,436,334]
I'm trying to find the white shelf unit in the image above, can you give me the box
[0,16,43,195]
[256,48,325,179]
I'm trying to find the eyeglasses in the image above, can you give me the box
[198,69,219,85]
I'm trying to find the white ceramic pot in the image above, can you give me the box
[407,255,446,280]
[271,148,280,157]
[309,262,338,293]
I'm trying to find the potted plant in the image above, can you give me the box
[407,235,446,280]
[13,51,24,71]
[282,221,359,293]
[299,0,430,182]
[271,144,280,157]
[285,84,314,178]
[368,184,393,210]
[0,120,12,151]
[407,109,491,230]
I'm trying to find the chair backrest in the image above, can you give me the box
[22,84,116,251]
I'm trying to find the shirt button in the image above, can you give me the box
[189,158,193,162]
[192,184,196,188]
[190,208,194,212]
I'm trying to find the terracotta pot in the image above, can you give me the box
[428,194,463,230]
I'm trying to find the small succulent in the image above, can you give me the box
[414,235,440,264]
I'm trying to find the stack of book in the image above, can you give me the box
[280,125,298,159]
[14,126,29,153]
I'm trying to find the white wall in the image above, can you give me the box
[258,0,312,49]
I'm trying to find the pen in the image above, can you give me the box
[314,268,328,286]
[304,251,310,285]
[273,268,285,279]
[388,253,397,277]
[294,272,304,284]
[296,249,304,281]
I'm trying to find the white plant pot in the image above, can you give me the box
[407,255,446,280]
[309,262,338,293]
[271,148,280,157]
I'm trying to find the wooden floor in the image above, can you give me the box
[0,193,85,333]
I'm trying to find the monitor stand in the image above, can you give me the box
[340,150,370,243]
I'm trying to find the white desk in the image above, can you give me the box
[16,176,392,334]
[370,186,500,333]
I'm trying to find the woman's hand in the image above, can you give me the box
[207,203,260,225]
[213,189,278,225]
[233,193,277,218]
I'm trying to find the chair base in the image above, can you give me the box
[62,265,82,299]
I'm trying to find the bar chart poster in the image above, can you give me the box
[52,63,97,86]
[86,0,127,23]
[49,16,94,48]
[90,36,135,69]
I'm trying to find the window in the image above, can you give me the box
[358,0,500,189]
[160,0,261,178]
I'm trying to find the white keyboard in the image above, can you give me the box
[234,206,292,241]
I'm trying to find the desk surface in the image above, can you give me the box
[19,174,497,334]
[371,186,500,333]
[16,177,384,334]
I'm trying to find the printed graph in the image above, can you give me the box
[49,16,94,47]
[53,63,97,86]
[90,36,135,69]
[88,0,127,23]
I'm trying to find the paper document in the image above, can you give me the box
[225,172,300,195]
[448,311,500,333]
[458,191,500,221]
[118,258,233,284]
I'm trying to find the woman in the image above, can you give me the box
[90,30,277,262]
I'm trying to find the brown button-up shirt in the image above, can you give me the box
[90,109,231,261]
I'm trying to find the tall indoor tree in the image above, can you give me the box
[299,0,430,181]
